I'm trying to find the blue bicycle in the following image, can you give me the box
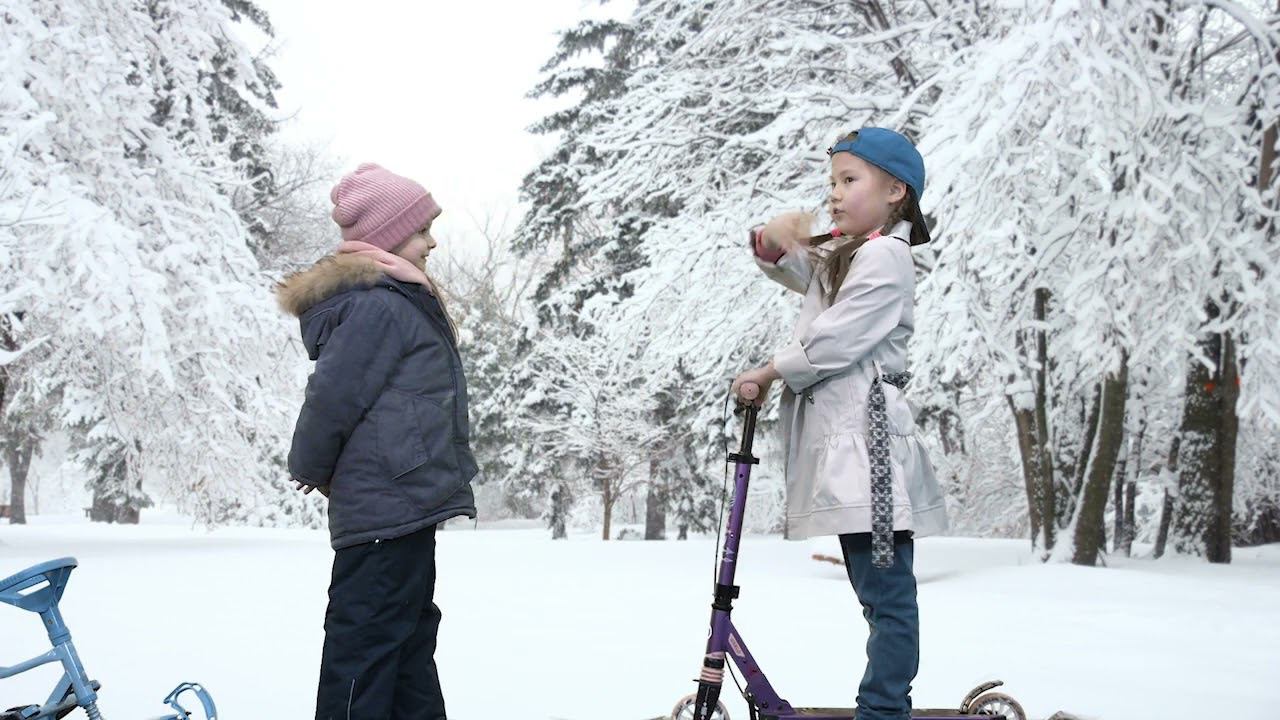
[0,557,218,720]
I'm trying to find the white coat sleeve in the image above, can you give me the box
[753,249,813,295]
[772,239,906,392]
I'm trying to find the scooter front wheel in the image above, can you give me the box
[670,693,730,720]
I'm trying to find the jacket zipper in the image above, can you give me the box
[387,284,467,443]
[416,307,466,442]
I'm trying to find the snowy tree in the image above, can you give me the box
[912,0,1280,563]
[1168,0,1280,563]
[1235,418,1280,544]
[517,9,649,336]
[643,356,730,540]
[0,0,321,526]
[0,316,42,523]
[514,8,689,536]
[509,318,663,540]
[243,138,344,273]
[194,0,285,252]
[518,15,637,256]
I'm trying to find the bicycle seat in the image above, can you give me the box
[0,557,77,613]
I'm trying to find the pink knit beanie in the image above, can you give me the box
[329,163,442,252]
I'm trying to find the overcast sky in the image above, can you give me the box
[251,0,631,260]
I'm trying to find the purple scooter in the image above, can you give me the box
[663,382,1026,720]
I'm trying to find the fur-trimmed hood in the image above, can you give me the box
[275,254,386,318]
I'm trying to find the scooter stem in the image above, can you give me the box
[694,385,763,720]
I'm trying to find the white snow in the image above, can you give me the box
[2,514,1278,719]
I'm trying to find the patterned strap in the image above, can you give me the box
[867,370,911,568]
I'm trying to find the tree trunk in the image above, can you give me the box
[0,317,12,523]
[1214,333,1240,562]
[1073,357,1129,566]
[550,483,570,540]
[1009,388,1057,552]
[1154,488,1175,559]
[644,457,667,540]
[1153,435,1179,559]
[1073,386,1103,499]
[1173,324,1239,563]
[3,440,34,524]
[1120,420,1145,557]
[1112,431,1128,549]
[1010,287,1056,553]
[935,383,965,455]
[601,471,613,541]
[1121,480,1136,555]
[936,409,954,455]
[1032,288,1056,551]
[1008,399,1042,544]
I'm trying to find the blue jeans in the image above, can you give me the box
[839,532,919,720]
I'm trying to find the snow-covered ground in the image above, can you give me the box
[2,514,1278,720]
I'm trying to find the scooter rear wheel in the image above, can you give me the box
[670,692,730,720]
[968,692,1026,720]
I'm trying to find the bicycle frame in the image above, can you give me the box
[1,558,217,720]
[0,560,103,718]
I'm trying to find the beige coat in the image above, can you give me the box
[757,220,948,540]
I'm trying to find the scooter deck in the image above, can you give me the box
[764,709,1001,719]
[644,705,1004,720]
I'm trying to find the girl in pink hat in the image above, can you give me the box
[277,163,478,720]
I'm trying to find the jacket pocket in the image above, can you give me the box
[414,393,459,474]
[400,392,467,513]
[808,371,858,434]
[376,389,445,479]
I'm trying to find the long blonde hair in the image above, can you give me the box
[422,271,460,343]
[390,233,461,343]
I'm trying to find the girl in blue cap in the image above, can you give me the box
[732,128,948,720]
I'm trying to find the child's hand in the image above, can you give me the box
[295,480,330,498]
[732,364,781,406]
[759,211,814,254]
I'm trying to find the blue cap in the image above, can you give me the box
[828,127,931,245]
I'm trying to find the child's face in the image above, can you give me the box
[828,153,906,237]
[393,223,437,271]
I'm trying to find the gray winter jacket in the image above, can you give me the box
[277,254,478,549]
